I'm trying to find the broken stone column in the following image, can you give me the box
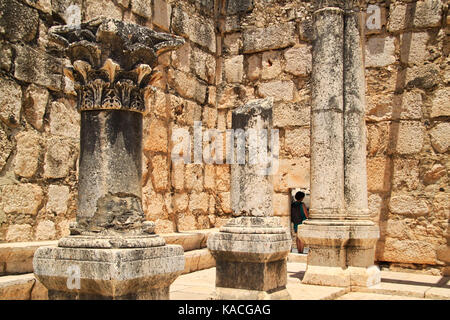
[298,1,380,288]
[33,18,185,299]
[207,98,291,300]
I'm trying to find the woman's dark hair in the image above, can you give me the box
[295,191,305,201]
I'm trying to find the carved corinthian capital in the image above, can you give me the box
[49,18,185,113]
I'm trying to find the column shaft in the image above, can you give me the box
[310,7,345,219]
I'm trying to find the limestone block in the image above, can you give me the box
[216,165,230,192]
[284,127,310,157]
[131,0,152,18]
[225,0,253,15]
[49,101,80,139]
[153,0,171,31]
[429,122,450,153]
[367,157,391,192]
[151,154,169,192]
[202,106,217,129]
[218,192,232,214]
[13,131,41,178]
[365,36,396,68]
[261,51,282,80]
[46,185,70,216]
[143,191,167,220]
[33,245,185,299]
[392,159,420,191]
[169,70,207,104]
[243,23,296,53]
[185,164,203,192]
[284,45,312,77]
[423,164,446,185]
[143,117,168,152]
[208,195,216,215]
[274,158,310,192]
[14,44,63,91]
[192,47,215,84]
[85,0,122,21]
[0,274,35,300]
[273,193,290,217]
[0,0,39,42]
[43,136,77,179]
[367,123,390,156]
[392,121,424,155]
[146,89,167,119]
[189,192,209,215]
[35,220,56,241]
[381,238,437,264]
[177,213,197,231]
[1,184,43,215]
[217,85,255,109]
[258,80,295,102]
[173,193,188,212]
[388,0,443,32]
[171,161,184,191]
[401,64,441,90]
[5,225,31,243]
[0,126,13,172]
[0,41,12,71]
[57,220,71,238]
[204,164,215,190]
[172,6,216,53]
[400,32,430,65]
[31,278,48,300]
[154,219,175,234]
[223,33,241,55]
[183,248,215,274]
[247,54,261,81]
[224,55,244,83]
[273,101,310,128]
[171,41,190,73]
[207,86,216,106]
[366,91,423,122]
[0,78,22,127]
[24,84,48,131]
[368,193,384,218]
[430,88,450,118]
[389,195,429,216]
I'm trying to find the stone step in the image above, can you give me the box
[287,252,308,263]
[183,248,216,275]
[0,229,219,276]
[0,273,47,300]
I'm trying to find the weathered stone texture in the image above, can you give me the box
[14,45,63,91]
[429,123,450,153]
[0,78,22,127]
[0,126,13,171]
[365,36,396,68]
[0,0,39,42]
[24,85,49,131]
[49,101,80,140]
[43,137,77,179]
[46,185,70,215]
[14,131,41,178]
[284,45,312,77]
[1,184,43,215]
[388,0,443,32]
[242,22,296,53]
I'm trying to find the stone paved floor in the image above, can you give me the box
[170,262,450,300]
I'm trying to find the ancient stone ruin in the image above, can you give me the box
[0,0,448,300]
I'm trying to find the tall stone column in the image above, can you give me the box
[207,98,291,300]
[298,1,380,288]
[33,18,186,299]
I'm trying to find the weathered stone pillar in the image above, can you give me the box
[207,98,291,300]
[33,18,185,299]
[298,1,380,288]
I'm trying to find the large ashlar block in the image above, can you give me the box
[208,217,291,300]
[299,220,380,287]
[33,243,184,299]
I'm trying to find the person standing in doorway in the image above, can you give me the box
[291,191,309,253]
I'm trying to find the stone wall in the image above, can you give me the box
[0,0,448,272]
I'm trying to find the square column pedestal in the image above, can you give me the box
[208,217,292,300]
[33,235,184,299]
[298,220,381,288]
